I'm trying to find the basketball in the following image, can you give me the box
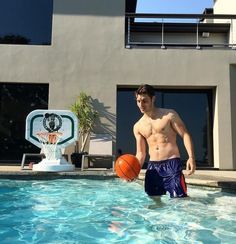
[115,154,141,181]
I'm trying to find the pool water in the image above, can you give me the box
[0,178,236,243]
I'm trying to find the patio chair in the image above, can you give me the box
[81,133,115,171]
[21,150,45,169]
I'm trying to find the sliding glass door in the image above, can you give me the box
[116,87,213,168]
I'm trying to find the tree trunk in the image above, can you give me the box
[80,132,90,152]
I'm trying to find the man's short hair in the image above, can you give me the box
[135,84,155,98]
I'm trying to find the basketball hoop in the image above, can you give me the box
[25,109,77,172]
[36,132,63,161]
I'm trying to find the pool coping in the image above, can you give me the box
[0,167,236,193]
[0,169,116,180]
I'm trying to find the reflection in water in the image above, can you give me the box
[108,221,125,237]
[147,196,166,209]
[108,206,127,237]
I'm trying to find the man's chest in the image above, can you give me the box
[140,118,172,137]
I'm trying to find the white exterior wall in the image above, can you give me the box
[214,0,236,13]
[214,0,236,46]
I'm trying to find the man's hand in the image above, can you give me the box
[185,158,196,175]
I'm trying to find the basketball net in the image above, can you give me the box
[36,132,63,161]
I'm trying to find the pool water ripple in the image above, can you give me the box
[0,178,235,243]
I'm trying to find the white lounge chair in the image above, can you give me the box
[81,134,115,171]
[21,150,45,169]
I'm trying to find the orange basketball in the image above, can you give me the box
[115,154,141,181]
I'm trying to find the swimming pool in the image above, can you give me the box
[0,178,235,243]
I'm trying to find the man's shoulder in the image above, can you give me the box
[159,108,176,116]
[133,116,145,130]
[134,117,143,127]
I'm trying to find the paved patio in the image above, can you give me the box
[0,165,236,192]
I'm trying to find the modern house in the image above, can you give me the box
[0,0,236,170]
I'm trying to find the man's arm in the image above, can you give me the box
[133,123,146,168]
[170,110,196,175]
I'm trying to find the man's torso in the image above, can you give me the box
[137,108,180,161]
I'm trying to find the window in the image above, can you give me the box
[0,0,53,45]
[0,83,49,163]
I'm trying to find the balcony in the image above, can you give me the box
[125,13,236,49]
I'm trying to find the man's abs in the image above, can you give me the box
[148,142,180,161]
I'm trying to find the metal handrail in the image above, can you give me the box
[125,13,236,49]
[126,13,236,19]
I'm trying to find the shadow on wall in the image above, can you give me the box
[55,0,125,16]
[91,98,116,139]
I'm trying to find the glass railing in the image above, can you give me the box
[125,13,236,49]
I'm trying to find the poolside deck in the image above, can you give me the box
[0,165,236,192]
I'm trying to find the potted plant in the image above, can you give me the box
[70,92,99,167]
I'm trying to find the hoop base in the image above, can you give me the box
[33,158,75,172]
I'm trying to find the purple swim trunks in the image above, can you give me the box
[145,158,187,198]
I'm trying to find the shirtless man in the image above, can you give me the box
[133,84,196,198]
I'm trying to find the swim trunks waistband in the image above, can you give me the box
[149,157,180,164]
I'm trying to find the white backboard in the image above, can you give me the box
[25,110,78,148]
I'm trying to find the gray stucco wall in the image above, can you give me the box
[0,0,236,168]
[230,65,236,169]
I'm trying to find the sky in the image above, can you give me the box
[136,0,214,14]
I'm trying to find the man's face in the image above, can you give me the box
[136,94,155,114]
